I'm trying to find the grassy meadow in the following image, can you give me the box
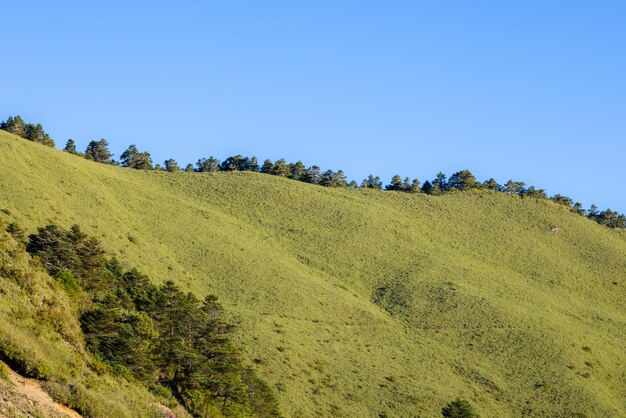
[0,130,625,417]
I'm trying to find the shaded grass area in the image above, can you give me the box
[1,130,625,417]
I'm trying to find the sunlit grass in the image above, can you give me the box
[1,130,625,417]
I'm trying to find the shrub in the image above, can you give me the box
[0,360,9,380]
[442,398,478,418]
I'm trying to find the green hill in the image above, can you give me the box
[1,130,625,417]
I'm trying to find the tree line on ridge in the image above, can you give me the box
[2,114,624,229]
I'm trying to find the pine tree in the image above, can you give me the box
[249,156,260,172]
[272,159,291,177]
[196,157,220,172]
[289,161,306,180]
[421,180,433,195]
[303,166,321,184]
[0,115,26,137]
[85,139,113,163]
[164,159,180,172]
[385,175,404,191]
[433,172,448,193]
[64,139,78,154]
[24,123,54,146]
[361,175,382,189]
[448,170,477,190]
[120,145,153,170]
[261,159,274,174]
[409,179,421,193]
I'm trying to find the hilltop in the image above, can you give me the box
[0,129,625,417]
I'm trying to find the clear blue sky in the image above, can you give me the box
[2,1,625,212]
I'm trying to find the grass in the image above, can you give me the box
[0,222,182,417]
[1,130,625,417]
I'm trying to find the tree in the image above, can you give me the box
[551,194,574,207]
[85,139,113,163]
[448,170,477,191]
[27,224,81,275]
[482,178,501,191]
[196,156,220,172]
[303,166,321,184]
[120,145,153,170]
[385,175,404,191]
[361,175,382,189]
[164,159,180,172]
[289,161,306,180]
[64,139,78,154]
[24,123,54,146]
[261,159,274,174]
[421,180,433,195]
[249,156,260,172]
[0,115,26,137]
[433,172,448,192]
[409,178,421,193]
[523,186,547,199]
[441,399,478,418]
[184,163,194,172]
[320,170,347,187]
[221,155,251,171]
[573,202,585,215]
[504,180,525,195]
[272,159,291,177]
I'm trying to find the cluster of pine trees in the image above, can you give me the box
[18,222,280,417]
[2,114,624,229]
[0,115,54,147]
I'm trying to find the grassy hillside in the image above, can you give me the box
[1,130,625,417]
[0,221,189,417]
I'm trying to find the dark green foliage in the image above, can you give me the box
[303,165,321,184]
[421,180,433,194]
[63,139,78,154]
[272,159,291,177]
[320,169,347,187]
[249,156,260,172]
[448,170,478,191]
[362,175,382,189]
[504,180,526,195]
[551,194,574,207]
[288,161,306,180]
[482,178,501,191]
[409,178,421,193]
[196,156,220,172]
[85,139,113,163]
[120,145,153,170]
[441,399,478,418]
[385,175,404,191]
[1,115,54,146]
[221,154,254,171]
[522,186,547,199]
[164,159,180,172]
[184,163,194,172]
[0,115,26,137]
[25,222,281,417]
[6,222,27,244]
[434,172,448,193]
[261,159,274,174]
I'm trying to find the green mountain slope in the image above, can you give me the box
[1,130,625,417]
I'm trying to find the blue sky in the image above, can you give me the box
[2,1,625,212]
